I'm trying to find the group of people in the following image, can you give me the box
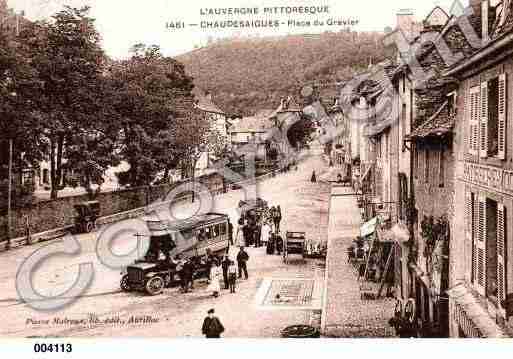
[206,247,250,297]
[171,255,198,293]
[236,203,283,248]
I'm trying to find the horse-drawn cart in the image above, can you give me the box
[283,231,307,264]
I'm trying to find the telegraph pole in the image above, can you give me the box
[7,12,22,249]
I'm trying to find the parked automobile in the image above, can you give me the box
[73,201,100,234]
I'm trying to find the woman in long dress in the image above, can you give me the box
[207,262,222,297]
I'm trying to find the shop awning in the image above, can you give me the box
[360,217,378,237]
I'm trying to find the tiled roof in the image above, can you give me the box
[409,101,455,139]
[229,109,275,133]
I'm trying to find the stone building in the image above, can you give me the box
[444,0,513,338]
[391,2,478,336]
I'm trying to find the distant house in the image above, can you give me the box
[229,109,275,161]
[193,91,229,174]
[228,97,302,164]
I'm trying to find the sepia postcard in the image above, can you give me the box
[1,0,513,348]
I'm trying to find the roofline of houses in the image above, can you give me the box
[445,31,513,77]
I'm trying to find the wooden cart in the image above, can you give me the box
[283,231,307,264]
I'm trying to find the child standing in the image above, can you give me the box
[228,260,237,293]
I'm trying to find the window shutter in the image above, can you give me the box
[498,73,507,160]
[466,191,476,283]
[476,196,487,295]
[469,87,480,156]
[480,82,489,158]
[497,203,507,311]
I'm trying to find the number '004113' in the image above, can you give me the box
[33,343,72,353]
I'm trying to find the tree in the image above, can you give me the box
[205,126,229,161]
[20,6,106,199]
[0,21,43,210]
[108,44,200,187]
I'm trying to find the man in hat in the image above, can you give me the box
[228,220,234,246]
[236,246,249,280]
[221,254,231,290]
[202,309,225,338]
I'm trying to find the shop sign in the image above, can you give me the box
[460,162,513,195]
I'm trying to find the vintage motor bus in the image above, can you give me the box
[120,212,231,295]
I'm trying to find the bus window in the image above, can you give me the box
[205,227,212,239]
[213,224,220,237]
[220,223,227,236]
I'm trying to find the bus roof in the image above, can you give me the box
[144,213,229,232]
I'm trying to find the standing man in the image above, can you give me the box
[236,246,249,280]
[254,224,262,248]
[182,259,194,292]
[228,220,234,246]
[276,205,282,233]
[221,255,230,290]
[202,309,225,338]
[228,260,237,293]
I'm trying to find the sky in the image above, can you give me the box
[8,0,469,59]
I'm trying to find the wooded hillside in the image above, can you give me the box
[177,31,390,116]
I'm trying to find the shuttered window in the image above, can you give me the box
[466,190,476,283]
[469,86,480,155]
[476,196,487,295]
[480,82,489,158]
[498,73,507,160]
[497,203,507,311]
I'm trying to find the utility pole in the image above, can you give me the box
[7,12,22,249]
[7,139,13,249]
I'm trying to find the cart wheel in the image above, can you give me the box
[86,221,94,233]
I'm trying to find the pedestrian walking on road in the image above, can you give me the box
[237,246,249,280]
[228,261,237,293]
[202,309,224,338]
[208,261,222,297]
[311,171,317,183]
[221,255,230,290]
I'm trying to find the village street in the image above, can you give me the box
[0,144,335,338]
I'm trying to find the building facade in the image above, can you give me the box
[446,0,513,338]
